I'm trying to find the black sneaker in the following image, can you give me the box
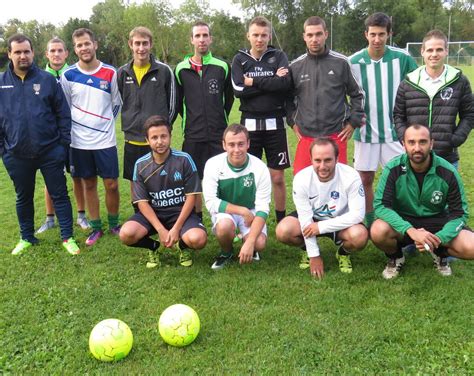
[211,253,233,270]
[252,251,261,261]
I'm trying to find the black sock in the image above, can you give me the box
[434,246,449,258]
[386,249,403,259]
[46,214,55,220]
[130,237,159,251]
[178,239,188,250]
[275,210,286,223]
[300,245,306,251]
[196,212,203,221]
[338,246,349,255]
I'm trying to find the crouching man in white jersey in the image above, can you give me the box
[276,138,368,279]
[203,124,272,270]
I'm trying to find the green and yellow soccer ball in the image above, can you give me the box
[158,304,200,347]
[89,319,133,362]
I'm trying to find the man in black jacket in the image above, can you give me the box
[232,16,291,223]
[394,29,473,167]
[175,21,234,220]
[0,34,79,256]
[117,26,178,190]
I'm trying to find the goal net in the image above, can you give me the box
[406,41,474,66]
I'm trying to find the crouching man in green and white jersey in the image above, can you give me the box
[372,124,474,279]
[203,124,272,270]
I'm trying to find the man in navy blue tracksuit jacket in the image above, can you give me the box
[0,34,80,255]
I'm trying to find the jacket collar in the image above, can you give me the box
[8,61,39,80]
[306,45,330,59]
[125,54,161,73]
[406,64,460,86]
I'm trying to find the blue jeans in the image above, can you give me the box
[3,144,73,242]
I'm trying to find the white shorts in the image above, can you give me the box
[211,211,268,238]
[354,141,404,171]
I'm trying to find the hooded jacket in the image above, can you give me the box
[394,65,473,163]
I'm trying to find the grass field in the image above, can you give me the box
[1,67,473,374]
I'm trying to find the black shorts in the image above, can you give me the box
[398,214,470,246]
[182,139,223,179]
[289,211,342,245]
[123,142,151,181]
[125,211,206,237]
[247,128,290,170]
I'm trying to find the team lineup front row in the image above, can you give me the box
[121,119,474,279]
[1,12,473,279]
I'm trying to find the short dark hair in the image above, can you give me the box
[7,34,33,52]
[422,29,448,49]
[47,37,67,51]
[249,16,271,30]
[191,21,211,37]
[304,16,327,32]
[403,124,432,140]
[143,115,171,137]
[309,137,339,159]
[72,28,96,44]
[365,12,391,33]
[223,123,249,141]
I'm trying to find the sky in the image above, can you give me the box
[0,0,242,25]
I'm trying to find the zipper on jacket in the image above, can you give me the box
[407,75,460,130]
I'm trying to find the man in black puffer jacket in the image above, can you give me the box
[394,30,473,165]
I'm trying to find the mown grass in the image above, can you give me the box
[0,67,473,374]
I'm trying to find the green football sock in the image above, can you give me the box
[89,219,102,231]
[108,214,119,229]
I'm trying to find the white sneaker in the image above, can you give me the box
[382,255,405,280]
[76,217,91,230]
[432,254,452,276]
[35,218,56,234]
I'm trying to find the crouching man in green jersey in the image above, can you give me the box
[203,124,272,270]
[371,124,474,279]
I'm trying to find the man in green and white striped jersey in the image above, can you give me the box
[350,13,417,227]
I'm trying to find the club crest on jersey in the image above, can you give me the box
[174,171,182,182]
[440,87,453,101]
[100,80,109,90]
[243,175,254,187]
[267,56,276,64]
[431,190,443,204]
[208,79,219,94]
[358,184,365,197]
[330,191,340,200]
[33,84,41,95]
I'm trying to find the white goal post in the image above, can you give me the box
[406,41,474,66]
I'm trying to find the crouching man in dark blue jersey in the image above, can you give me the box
[119,115,207,268]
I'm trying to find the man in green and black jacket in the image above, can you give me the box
[175,21,234,219]
[371,124,474,279]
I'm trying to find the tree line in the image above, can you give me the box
[0,0,472,69]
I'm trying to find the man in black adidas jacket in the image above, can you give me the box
[394,29,473,166]
[232,16,291,223]
[287,16,365,175]
[117,26,178,186]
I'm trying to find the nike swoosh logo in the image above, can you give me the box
[309,195,318,200]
